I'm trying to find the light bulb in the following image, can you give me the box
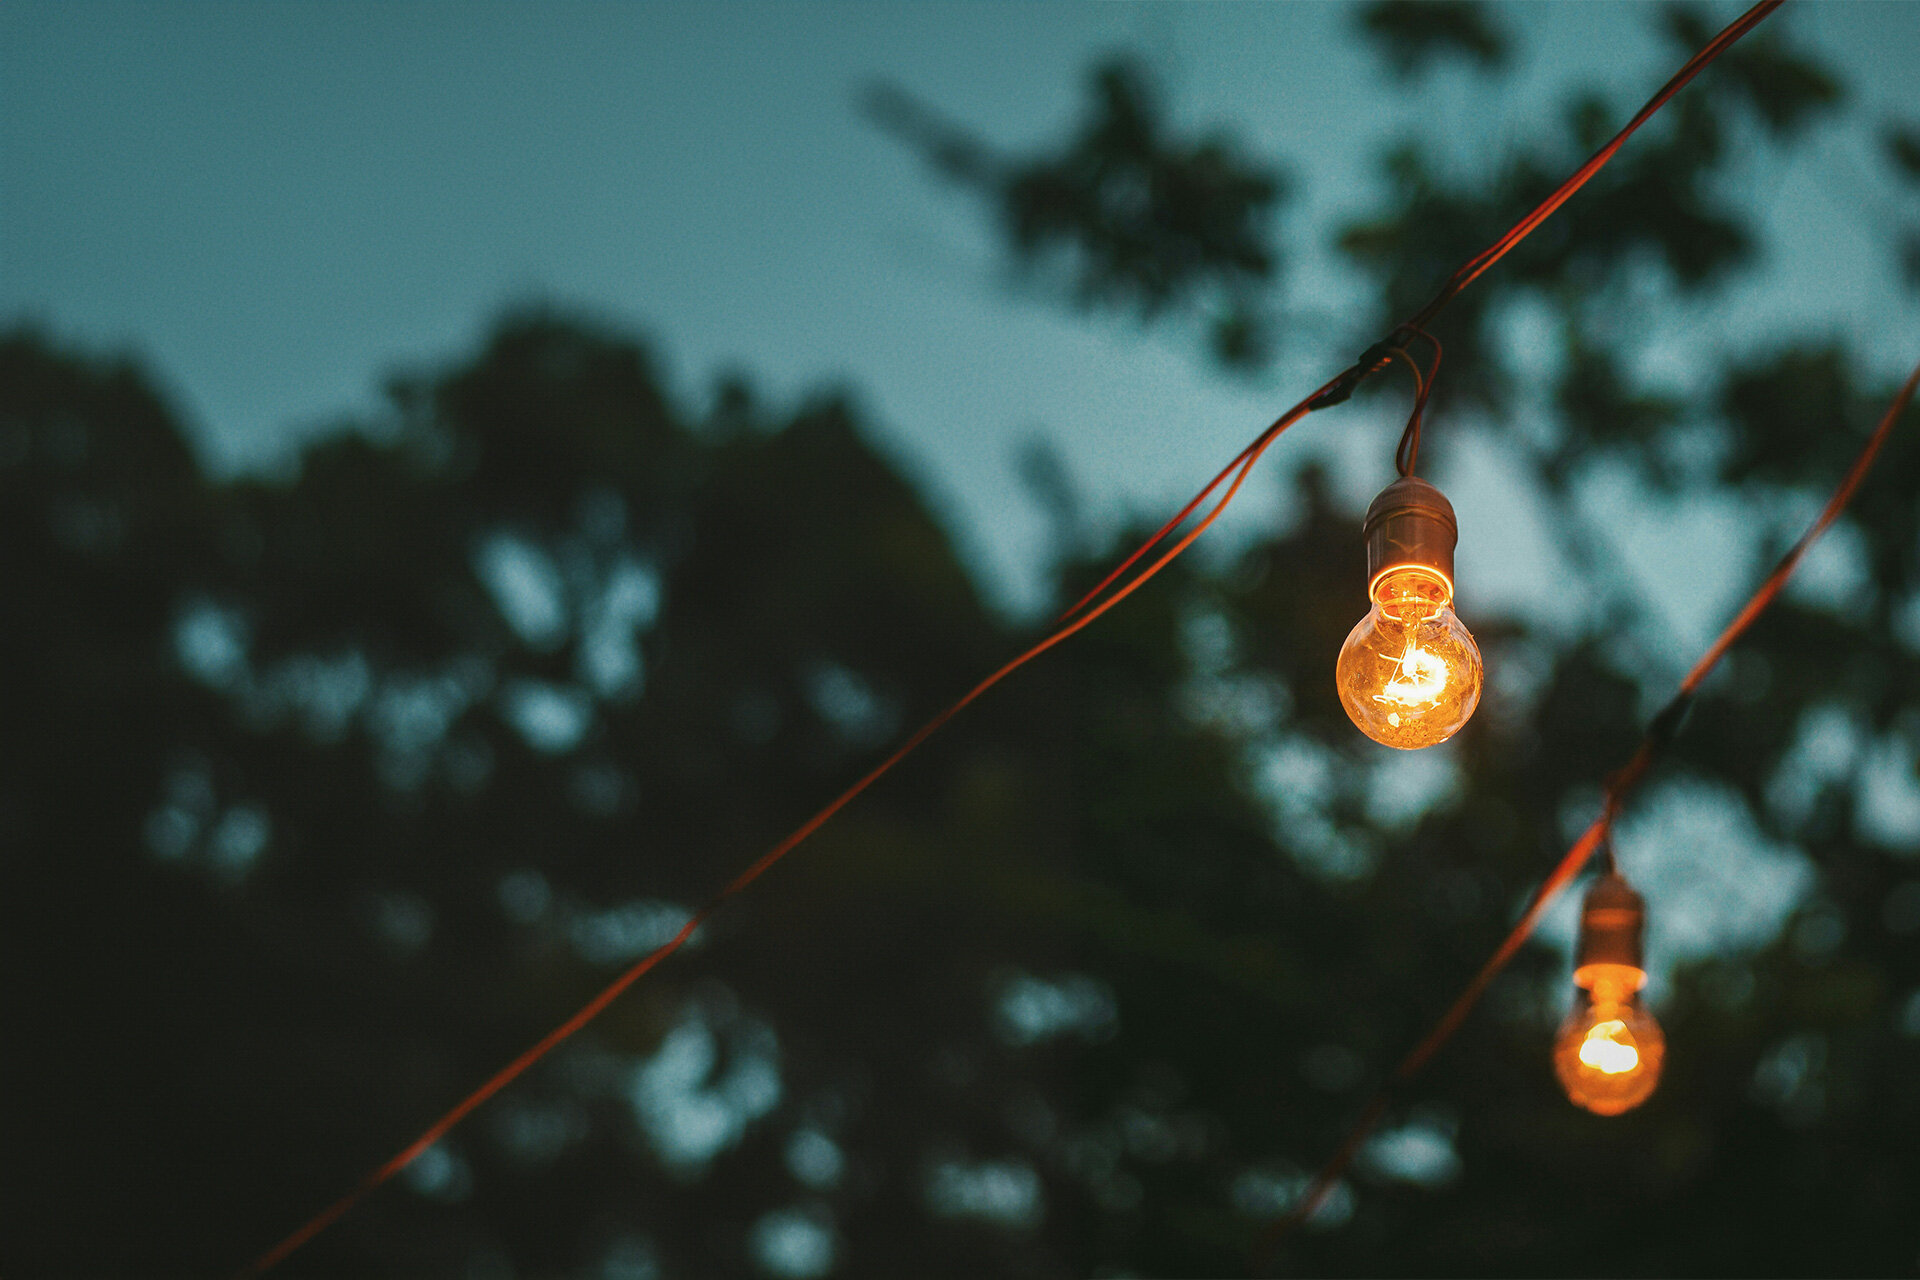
[1336,477,1482,750]
[1553,963,1665,1115]
[1336,567,1482,749]
[1554,873,1664,1116]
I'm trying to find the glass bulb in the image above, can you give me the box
[1552,963,1665,1116]
[1335,566,1483,749]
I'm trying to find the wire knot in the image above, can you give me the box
[1308,331,1410,409]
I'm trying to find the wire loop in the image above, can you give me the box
[1392,325,1443,477]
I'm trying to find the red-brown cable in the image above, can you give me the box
[1408,0,1785,331]
[240,3,1784,1271]
[1259,354,1920,1265]
[238,374,1336,1277]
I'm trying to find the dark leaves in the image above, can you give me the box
[867,59,1286,368]
[1356,0,1510,79]
[1885,122,1920,183]
[1552,339,1684,486]
[1664,4,1843,138]
[1719,345,1856,486]
[999,61,1283,314]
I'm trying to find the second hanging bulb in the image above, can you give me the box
[1336,476,1482,750]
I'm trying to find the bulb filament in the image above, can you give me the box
[1577,1018,1640,1075]
[1374,641,1449,709]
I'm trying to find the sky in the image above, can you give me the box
[4,0,1918,630]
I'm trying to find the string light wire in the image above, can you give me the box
[1393,326,1441,478]
[239,381,1332,1278]
[1405,0,1784,331]
[239,3,1783,1271]
[1259,353,1920,1264]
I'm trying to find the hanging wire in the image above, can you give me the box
[1393,325,1442,477]
[239,4,1786,1272]
[1257,354,1920,1267]
[239,371,1339,1279]
[1598,829,1619,876]
[1385,344,1426,404]
[1405,0,1784,332]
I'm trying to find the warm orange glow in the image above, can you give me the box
[1577,1020,1640,1074]
[1553,965,1664,1115]
[1336,566,1482,749]
[1377,638,1451,707]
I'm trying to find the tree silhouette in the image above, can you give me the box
[3,5,1919,1278]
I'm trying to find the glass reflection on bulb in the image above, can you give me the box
[1336,566,1483,750]
[1553,962,1665,1116]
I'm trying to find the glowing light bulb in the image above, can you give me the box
[1336,567,1482,749]
[1335,477,1481,750]
[1554,875,1665,1116]
[1553,963,1665,1114]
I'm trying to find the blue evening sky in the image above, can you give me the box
[4,1,1916,626]
[8,0,1920,985]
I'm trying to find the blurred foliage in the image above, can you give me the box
[1354,1,1510,80]
[1888,122,1920,181]
[1886,121,1920,290]
[5,7,1920,1280]
[1663,4,1843,137]
[865,58,1285,370]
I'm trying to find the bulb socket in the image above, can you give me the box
[1364,476,1458,603]
[1574,873,1647,979]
